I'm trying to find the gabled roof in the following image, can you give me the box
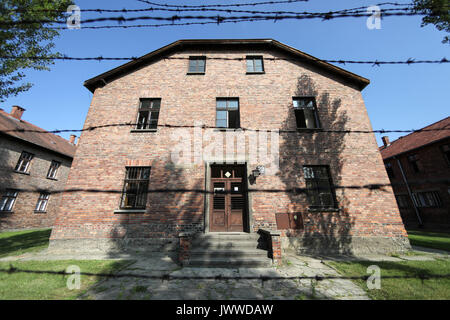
[380,116,450,160]
[84,39,370,93]
[0,109,77,159]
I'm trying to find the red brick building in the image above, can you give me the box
[0,106,77,230]
[50,39,410,261]
[380,117,450,232]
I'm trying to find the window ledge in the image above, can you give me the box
[34,211,47,214]
[0,211,13,214]
[296,128,323,132]
[246,72,265,75]
[13,170,30,175]
[186,72,205,75]
[308,207,341,213]
[130,129,157,133]
[114,209,146,214]
[46,177,58,181]
[213,128,243,132]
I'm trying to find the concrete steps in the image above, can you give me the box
[183,232,273,268]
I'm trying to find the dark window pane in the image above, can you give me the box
[293,98,319,129]
[295,110,306,128]
[228,110,239,128]
[304,166,335,208]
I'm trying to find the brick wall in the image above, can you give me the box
[383,138,450,231]
[0,135,73,230]
[50,47,409,254]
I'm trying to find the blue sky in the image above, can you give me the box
[3,0,449,145]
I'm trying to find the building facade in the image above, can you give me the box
[50,39,410,258]
[380,117,450,232]
[0,106,76,230]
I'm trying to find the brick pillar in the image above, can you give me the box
[178,232,192,265]
[259,229,282,266]
[271,233,282,266]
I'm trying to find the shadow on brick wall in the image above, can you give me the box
[107,158,203,259]
[0,143,14,230]
[277,74,355,255]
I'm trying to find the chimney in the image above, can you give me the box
[10,106,25,120]
[69,134,77,145]
[382,136,390,147]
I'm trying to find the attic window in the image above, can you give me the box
[47,160,61,179]
[188,56,206,74]
[246,56,264,73]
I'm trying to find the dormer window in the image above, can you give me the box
[188,56,206,74]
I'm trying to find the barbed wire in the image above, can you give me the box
[0,54,448,66]
[136,0,309,8]
[1,265,449,283]
[1,179,449,195]
[1,120,450,135]
[7,4,415,17]
[1,10,426,26]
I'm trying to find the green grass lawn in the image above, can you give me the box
[407,230,450,252]
[0,228,51,258]
[329,259,450,300]
[0,260,131,299]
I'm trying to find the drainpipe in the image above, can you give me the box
[394,156,423,226]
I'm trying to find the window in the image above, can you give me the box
[395,194,409,208]
[0,190,18,212]
[407,154,420,173]
[246,56,264,73]
[35,193,50,212]
[293,97,320,129]
[303,166,336,208]
[47,160,61,179]
[135,98,161,130]
[411,191,441,208]
[120,167,151,209]
[385,162,395,179]
[216,98,240,129]
[441,144,450,166]
[14,151,33,173]
[188,56,206,74]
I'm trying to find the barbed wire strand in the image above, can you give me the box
[2,120,450,135]
[1,10,427,26]
[7,5,416,17]
[0,55,448,66]
[1,178,449,195]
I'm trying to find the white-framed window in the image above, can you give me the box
[0,190,18,212]
[47,160,61,179]
[14,151,33,173]
[35,193,50,212]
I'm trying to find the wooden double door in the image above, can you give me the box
[210,165,247,232]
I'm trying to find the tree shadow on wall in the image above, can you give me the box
[277,74,356,256]
[108,159,204,263]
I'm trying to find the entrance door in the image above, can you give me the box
[210,165,246,232]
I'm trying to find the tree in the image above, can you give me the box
[0,0,73,102]
[413,0,450,44]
